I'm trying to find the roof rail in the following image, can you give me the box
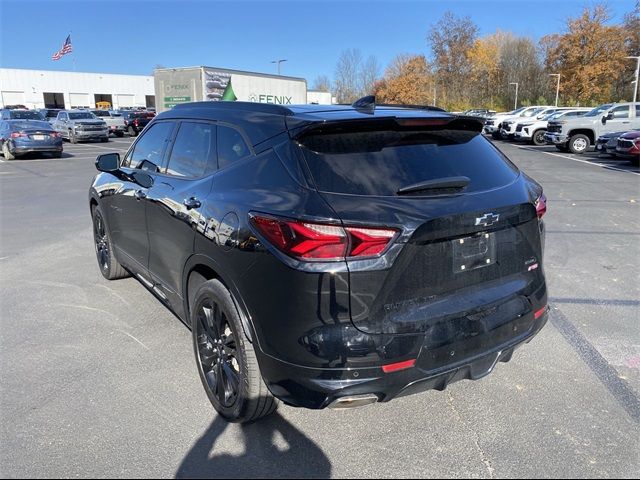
[171,101,294,116]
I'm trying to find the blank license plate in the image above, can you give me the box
[32,135,46,141]
[453,232,497,273]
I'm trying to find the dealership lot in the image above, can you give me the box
[0,138,638,477]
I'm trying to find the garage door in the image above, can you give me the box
[116,94,135,108]
[69,93,90,108]
[2,91,25,106]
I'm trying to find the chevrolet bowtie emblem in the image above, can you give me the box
[475,213,500,227]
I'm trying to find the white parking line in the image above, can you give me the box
[517,146,640,176]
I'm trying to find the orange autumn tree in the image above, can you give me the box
[373,54,433,105]
[541,4,629,105]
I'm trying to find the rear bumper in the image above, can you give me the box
[256,307,548,409]
[10,142,63,154]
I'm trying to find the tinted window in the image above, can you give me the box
[91,110,110,117]
[68,112,96,120]
[610,106,629,119]
[9,111,43,120]
[164,122,216,178]
[298,129,519,196]
[636,105,640,116]
[126,122,174,169]
[585,104,613,117]
[58,112,67,120]
[217,125,251,169]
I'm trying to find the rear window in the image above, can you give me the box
[9,120,52,130]
[298,129,519,196]
[9,111,43,120]
[91,110,110,117]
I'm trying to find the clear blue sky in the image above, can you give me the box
[0,0,634,84]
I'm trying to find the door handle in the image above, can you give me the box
[134,190,147,200]
[183,197,201,209]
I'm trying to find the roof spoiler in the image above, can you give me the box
[347,95,446,113]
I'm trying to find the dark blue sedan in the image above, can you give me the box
[0,120,63,160]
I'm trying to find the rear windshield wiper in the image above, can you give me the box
[397,176,470,195]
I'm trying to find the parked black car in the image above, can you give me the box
[89,99,548,423]
[0,119,63,159]
[595,131,628,156]
[121,111,154,136]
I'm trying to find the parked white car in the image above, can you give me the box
[499,107,553,139]
[513,108,591,145]
[484,106,548,139]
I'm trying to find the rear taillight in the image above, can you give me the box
[10,132,27,138]
[249,214,397,261]
[134,119,139,126]
[535,193,547,219]
[49,132,59,138]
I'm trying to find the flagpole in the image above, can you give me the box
[70,31,75,72]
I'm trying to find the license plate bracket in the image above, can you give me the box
[453,232,497,273]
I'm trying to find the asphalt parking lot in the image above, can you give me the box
[0,136,638,478]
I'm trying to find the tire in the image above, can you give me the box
[128,126,137,137]
[555,144,569,152]
[630,156,640,167]
[568,134,590,154]
[116,131,124,138]
[191,279,278,423]
[91,205,130,280]
[491,130,501,140]
[100,136,109,143]
[2,142,15,160]
[532,129,546,146]
[69,130,78,144]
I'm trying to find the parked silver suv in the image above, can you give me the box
[52,110,109,143]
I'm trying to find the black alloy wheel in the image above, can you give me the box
[191,279,277,423]
[195,299,240,409]
[532,130,546,146]
[91,205,129,280]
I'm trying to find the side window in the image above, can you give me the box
[124,122,174,169]
[635,105,640,117]
[610,106,629,119]
[164,121,216,178]
[59,112,67,121]
[217,125,251,169]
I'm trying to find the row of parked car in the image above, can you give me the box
[481,102,640,165]
[0,106,155,160]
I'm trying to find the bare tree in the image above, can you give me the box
[360,55,380,95]
[334,49,363,103]
[312,75,332,92]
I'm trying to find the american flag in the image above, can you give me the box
[52,35,73,61]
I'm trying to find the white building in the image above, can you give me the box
[0,67,333,110]
[0,68,156,110]
[307,90,334,105]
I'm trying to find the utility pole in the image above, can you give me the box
[433,85,436,106]
[509,82,519,110]
[270,59,287,76]
[626,56,640,103]
[549,74,560,107]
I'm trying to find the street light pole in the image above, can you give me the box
[626,56,640,103]
[270,59,287,75]
[549,73,560,107]
[509,82,519,110]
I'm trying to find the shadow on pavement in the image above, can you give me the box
[175,412,332,479]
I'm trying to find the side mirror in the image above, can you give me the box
[95,153,120,172]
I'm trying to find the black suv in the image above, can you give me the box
[121,110,154,137]
[89,99,548,423]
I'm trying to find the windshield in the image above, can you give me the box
[9,111,43,120]
[585,104,614,117]
[523,107,545,117]
[9,120,52,130]
[298,128,519,196]
[91,110,110,117]
[69,112,97,120]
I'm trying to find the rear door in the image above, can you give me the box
[296,121,545,338]
[603,105,632,133]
